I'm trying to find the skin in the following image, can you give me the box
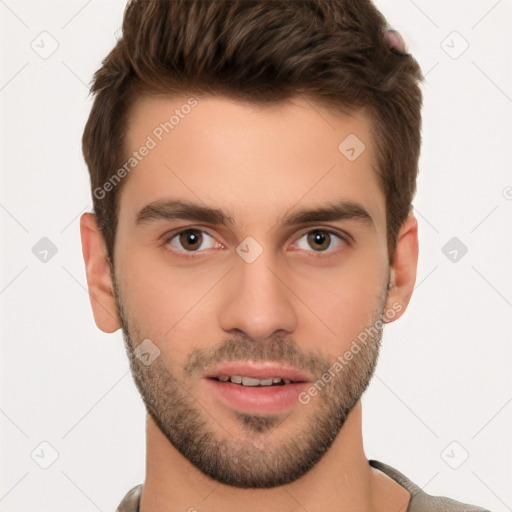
[80,94,418,512]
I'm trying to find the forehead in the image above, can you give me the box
[119,93,385,231]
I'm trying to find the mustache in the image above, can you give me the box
[183,334,331,378]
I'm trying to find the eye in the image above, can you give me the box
[161,227,349,259]
[164,228,222,254]
[293,229,347,256]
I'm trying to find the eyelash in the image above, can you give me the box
[160,227,351,260]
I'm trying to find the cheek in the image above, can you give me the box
[117,231,387,364]
[290,253,386,352]
[117,252,223,360]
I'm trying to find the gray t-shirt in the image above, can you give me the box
[116,459,490,511]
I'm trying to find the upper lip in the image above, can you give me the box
[204,361,313,383]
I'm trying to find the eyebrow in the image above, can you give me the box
[135,199,374,230]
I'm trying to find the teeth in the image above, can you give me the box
[241,376,261,386]
[215,376,292,386]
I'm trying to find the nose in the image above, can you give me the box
[217,252,298,342]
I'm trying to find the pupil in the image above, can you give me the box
[309,230,329,251]
[181,230,201,250]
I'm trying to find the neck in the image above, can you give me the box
[139,401,409,512]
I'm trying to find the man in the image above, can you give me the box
[79,0,490,510]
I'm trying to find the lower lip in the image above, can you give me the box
[205,378,308,414]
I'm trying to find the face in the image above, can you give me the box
[111,94,393,488]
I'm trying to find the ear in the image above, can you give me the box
[79,212,121,333]
[383,213,419,323]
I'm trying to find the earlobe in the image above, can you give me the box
[79,212,121,333]
[384,213,419,323]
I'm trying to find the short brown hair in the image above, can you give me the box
[82,0,423,266]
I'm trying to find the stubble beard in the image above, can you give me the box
[113,277,387,488]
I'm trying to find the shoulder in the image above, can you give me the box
[369,460,491,512]
[115,484,142,512]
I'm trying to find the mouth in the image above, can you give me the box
[208,376,301,386]
[204,361,312,385]
[203,362,311,414]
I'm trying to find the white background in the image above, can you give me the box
[0,0,511,510]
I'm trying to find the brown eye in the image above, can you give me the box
[294,229,346,255]
[307,230,331,251]
[178,229,203,251]
[166,229,218,253]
